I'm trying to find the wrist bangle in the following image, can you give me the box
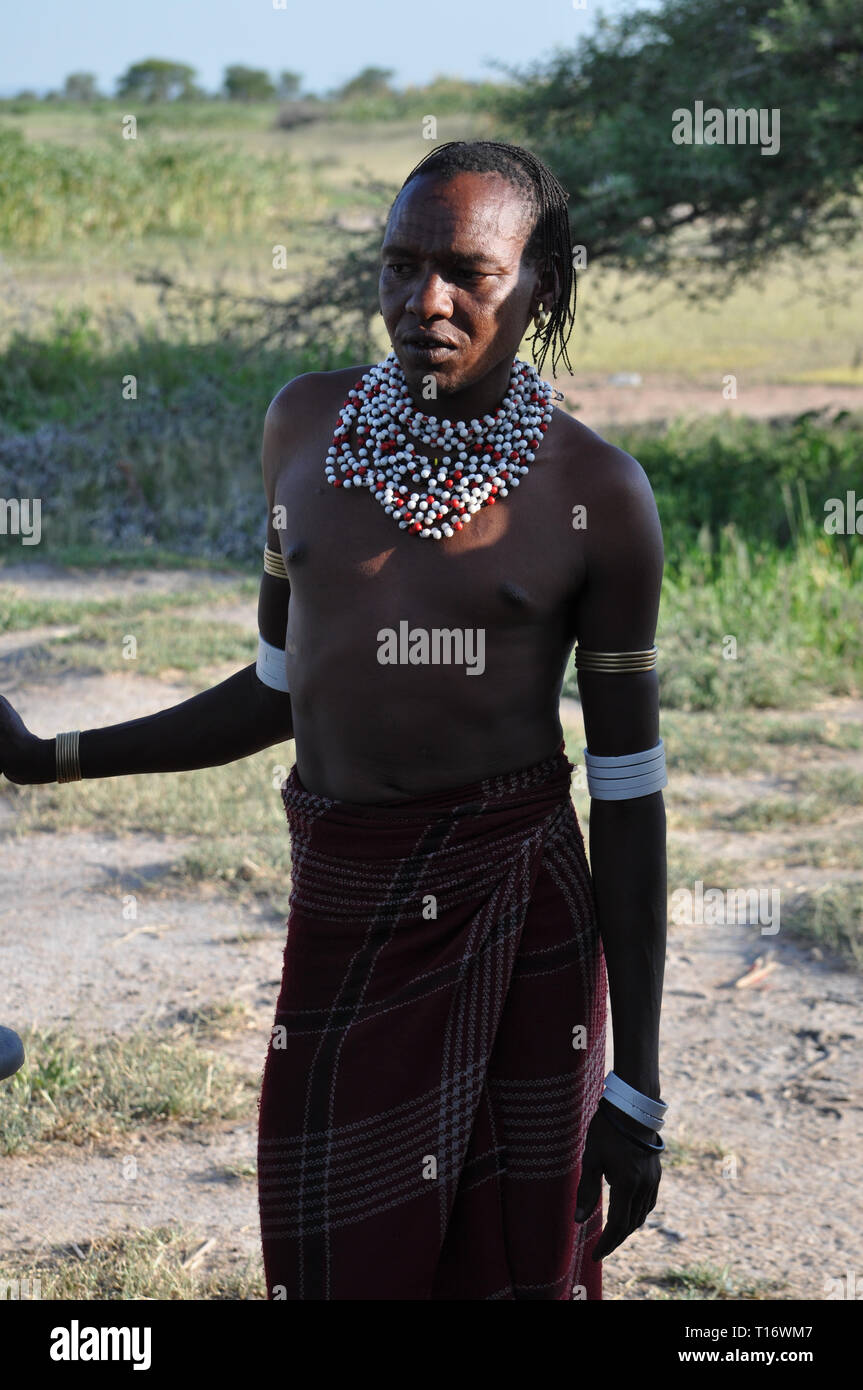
[55,730,82,783]
[599,1099,666,1153]
[603,1070,667,1129]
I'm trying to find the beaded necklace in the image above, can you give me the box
[324,351,555,539]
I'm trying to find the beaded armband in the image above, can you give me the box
[263,544,288,579]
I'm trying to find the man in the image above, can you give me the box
[0,140,667,1301]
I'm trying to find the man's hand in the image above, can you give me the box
[574,1101,662,1261]
[0,695,53,785]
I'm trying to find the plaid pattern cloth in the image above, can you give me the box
[257,740,607,1300]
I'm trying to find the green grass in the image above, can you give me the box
[564,528,863,712]
[1,613,254,680]
[779,832,863,871]
[781,882,863,966]
[2,744,292,838]
[656,1262,780,1300]
[0,1226,265,1300]
[661,710,863,774]
[166,835,293,916]
[662,1135,726,1170]
[1,100,862,381]
[0,125,312,250]
[716,768,863,830]
[664,845,863,966]
[0,581,257,634]
[571,246,863,382]
[0,1024,257,1156]
[220,1162,257,1183]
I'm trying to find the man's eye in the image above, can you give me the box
[386,263,410,275]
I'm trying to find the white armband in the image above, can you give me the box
[583,739,666,800]
[256,634,290,693]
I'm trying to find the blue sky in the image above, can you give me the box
[1,0,652,98]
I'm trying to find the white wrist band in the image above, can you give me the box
[256,635,290,693]
[603,1071,667,1129]
[583,739,667,800]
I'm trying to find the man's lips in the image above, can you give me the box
[402,333,457,350]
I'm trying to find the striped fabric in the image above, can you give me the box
[257,741,607,1300]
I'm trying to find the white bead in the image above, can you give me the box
[325,350,552,540]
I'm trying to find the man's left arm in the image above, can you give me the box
[570,444,667,1261]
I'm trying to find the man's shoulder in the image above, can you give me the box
[266,363,376,433]
[550,405,655,512]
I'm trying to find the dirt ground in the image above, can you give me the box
[1,565,861,1301]
[555,375,863,429]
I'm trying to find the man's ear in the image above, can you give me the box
[531,254,562,316]
[542,253,563,312]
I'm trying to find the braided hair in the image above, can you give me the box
[394,139,576,379]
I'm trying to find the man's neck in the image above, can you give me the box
[401,355,517,424]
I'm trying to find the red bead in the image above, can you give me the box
[454,521,463,530]
[490,485,498,494]
[487,496,496,504]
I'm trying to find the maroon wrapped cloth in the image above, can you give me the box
[257,740,607,1300]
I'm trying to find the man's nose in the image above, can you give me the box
[405,271,453,321]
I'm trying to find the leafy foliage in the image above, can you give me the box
[490,0,863,294]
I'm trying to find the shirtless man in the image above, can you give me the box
[0,140,667,1301]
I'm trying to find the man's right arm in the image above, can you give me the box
[0,386,296,786]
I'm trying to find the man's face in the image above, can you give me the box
[379,170,540,397]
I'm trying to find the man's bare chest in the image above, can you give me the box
[272,420,587,630]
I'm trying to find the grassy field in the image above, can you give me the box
[1,101,862,382]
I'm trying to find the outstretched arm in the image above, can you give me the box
[0,392,294,786]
